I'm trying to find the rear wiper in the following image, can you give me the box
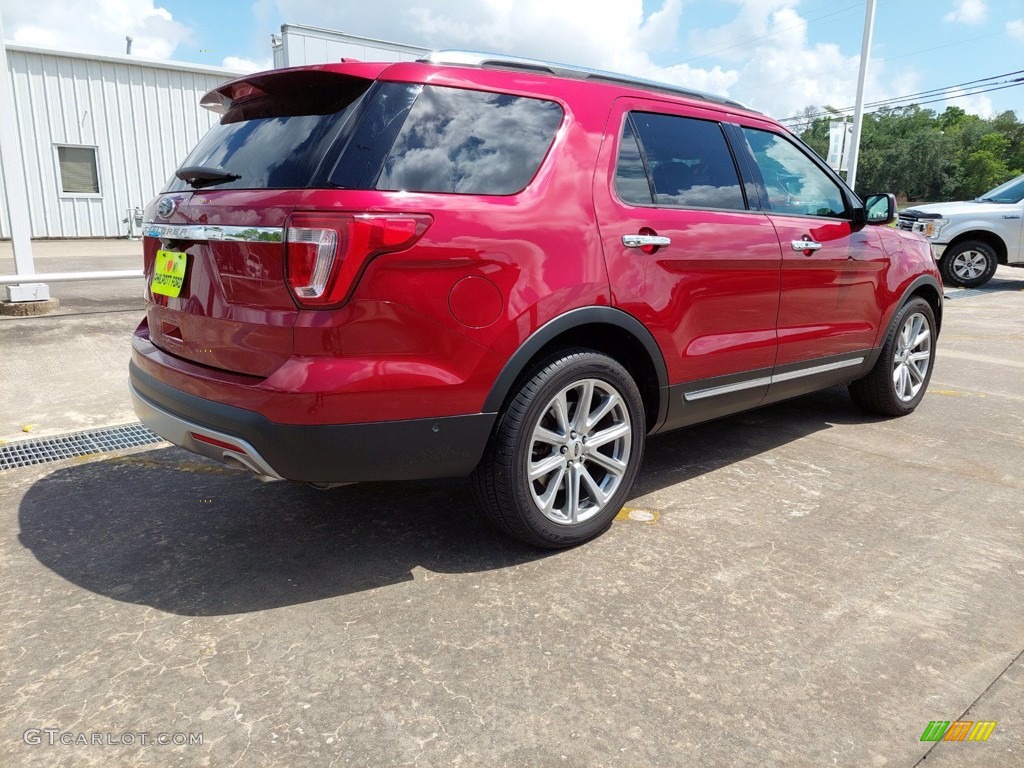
[175,165,241,189]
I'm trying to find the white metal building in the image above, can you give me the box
[272,24,427,69]
[0,25,429,241]
[0,43,241,239]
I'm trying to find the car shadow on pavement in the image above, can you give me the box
[18,386,874,616]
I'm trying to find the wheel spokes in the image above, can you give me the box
[584,391,620,435]
[573,380,594,432]
[892,311,932,403]
[527,377,632,526]
[579,464,608,507]
[565,463,581,523]
[551,392,570,434]
[585,448,627,477]
[533,426,564,445]
[907,362,924,385]
[537,465,567,513]
[530,453,564,481]
[587,422,630,449]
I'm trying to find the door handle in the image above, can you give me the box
[623,234,671,248]
[792,238,822,252]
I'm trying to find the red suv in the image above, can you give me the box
[131,51,942,548]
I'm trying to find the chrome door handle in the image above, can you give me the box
[622,234,671,248]
[792,239,822,252]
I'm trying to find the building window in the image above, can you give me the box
[56,145,100,195]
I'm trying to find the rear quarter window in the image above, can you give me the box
[371,85,564,195]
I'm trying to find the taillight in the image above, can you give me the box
[284,213,432,307]
[287,225,339,300]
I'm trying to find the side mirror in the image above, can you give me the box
[864,193,897,225]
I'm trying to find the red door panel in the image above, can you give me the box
[767,216,887,365]
[593,99,781,387]
[602,208,781,382]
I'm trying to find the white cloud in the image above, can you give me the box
[945,88,994,118]
[944,0,987,25]
[266,0,994,121]
[649,0,912,120]
[272,0,705,91]
[1008,19,1024,42]
[0,0,191,59]
[221,55,273,72]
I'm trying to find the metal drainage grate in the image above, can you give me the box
[0,423,164,471]
[944,289,987,301]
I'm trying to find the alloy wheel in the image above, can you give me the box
[951,250,989,281]
[892,312,932,402]
[527,378,632,525]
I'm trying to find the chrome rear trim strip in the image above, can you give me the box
[683,357,866,402]
[144,223,283,243]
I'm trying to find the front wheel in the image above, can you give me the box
[472,349,645,549]
[940,240,998,288]
[849,297,937,417]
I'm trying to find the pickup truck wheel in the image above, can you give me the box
[472,350,645,549]
[849,297,936,417]
[940,240,998,288]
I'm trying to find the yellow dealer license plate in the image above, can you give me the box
[152,250,187,298]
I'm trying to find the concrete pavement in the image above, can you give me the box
[1,250,1022,767]
[0,239,145,439]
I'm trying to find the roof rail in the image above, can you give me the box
[418,50,756,113]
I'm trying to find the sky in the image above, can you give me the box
[1,0,1022,122]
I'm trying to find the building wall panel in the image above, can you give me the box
[281,27,426,68]
[2,45,234,238]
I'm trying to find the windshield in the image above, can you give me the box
[977,174,1024,203]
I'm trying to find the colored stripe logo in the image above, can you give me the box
[921,720,997,742]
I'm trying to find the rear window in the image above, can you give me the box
[171,78,563,196]
[166,75,371,192]
[330,84,564,195]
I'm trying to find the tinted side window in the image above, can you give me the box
[376,85,563,195]
[615,119,653,205]
[629,113,746,210]
[741,128,846,218]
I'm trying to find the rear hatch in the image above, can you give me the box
[143,67,382,377]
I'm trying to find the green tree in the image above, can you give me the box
[796,103,1021,202]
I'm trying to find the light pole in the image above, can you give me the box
[0,8,48,305]
[845,0,876,194]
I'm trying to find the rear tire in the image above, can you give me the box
[472,349,645,549]
[849,297,936,417]
[940,240,998,288]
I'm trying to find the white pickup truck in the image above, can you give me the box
[897,174,1024,288]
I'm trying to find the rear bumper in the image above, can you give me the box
[129,362,495,483]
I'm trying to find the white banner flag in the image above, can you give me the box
[827,121,854,171]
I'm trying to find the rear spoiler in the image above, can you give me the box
[200,62,391,115]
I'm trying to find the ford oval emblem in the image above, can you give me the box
[156,197,177,218]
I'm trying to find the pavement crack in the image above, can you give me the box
[912,644,1024,767]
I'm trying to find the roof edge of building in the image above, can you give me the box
[3,41,248,77]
